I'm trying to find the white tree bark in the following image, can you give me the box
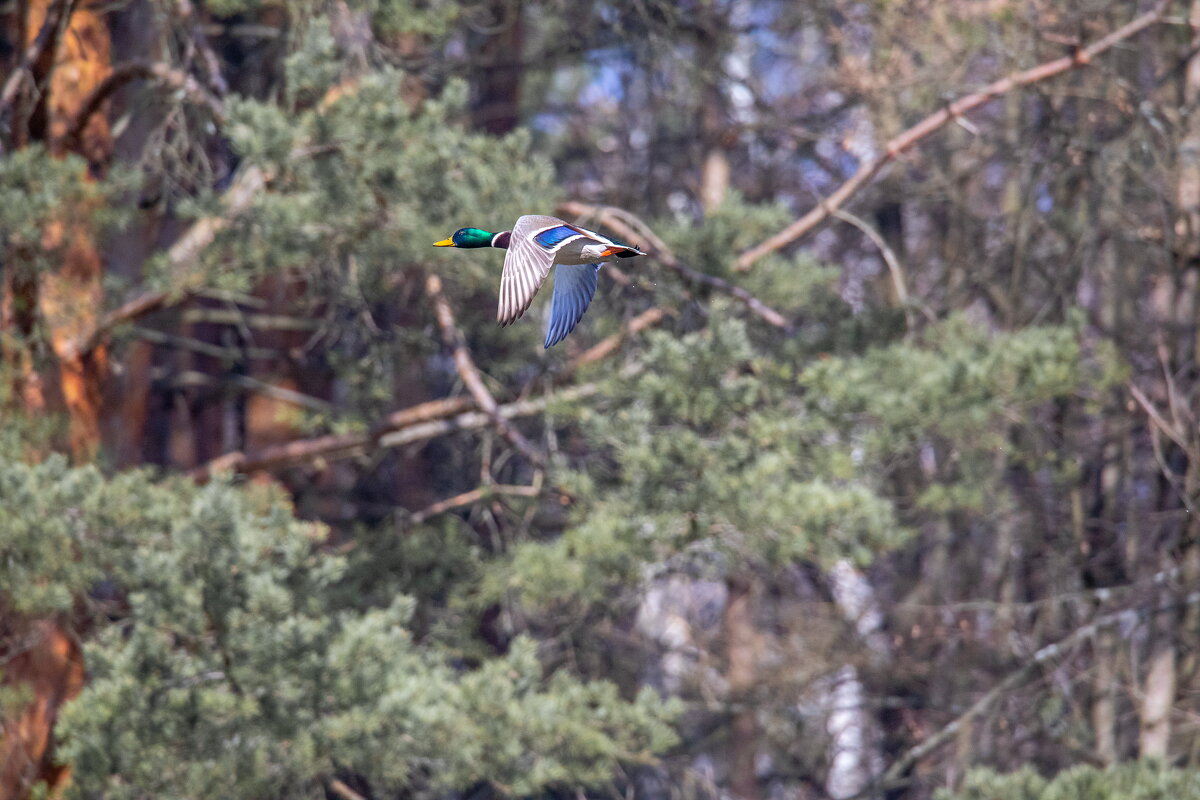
[825,561,887,799]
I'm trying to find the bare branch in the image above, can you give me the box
[189,394,479,479]
[562,307,669,377]
[377,383,599,450]
[409,483,541,524]
[557,201,794,332]
[0,0,78,150]
[425,274,545,465]
[68,164,269,359]
[1129,381,1191,453]
[191,299,664,480]
[57,61,225,152]
[328,780,367,800]
[874,589,1200,794]
[736,1,1172,271]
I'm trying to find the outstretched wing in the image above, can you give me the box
[544,263,601,349]
[498,215,585,326]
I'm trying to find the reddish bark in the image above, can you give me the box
[0,620,85,800]
[1,2,112,796]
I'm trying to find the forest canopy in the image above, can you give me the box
[1,1,1199,799]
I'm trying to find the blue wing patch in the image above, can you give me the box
[533,225,580,249]
[545,264,601,348]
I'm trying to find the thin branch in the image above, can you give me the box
[409,483,541,524]
[377,383,599,450]
[191,300,665,479]
[736,0,1172,271]
[557,201,794,333]
[58,61,225,151]
[166,370,334,413]
[0,0,78,150]
[68,163,269,359]
[425,274,545,465]
[562,307,669,377]
[176,0,229,97]
[873,589,1200,794]
[189,394,478,479]
[831,209,909,307]
[1129,381,1190,453]
[328,780,367,800]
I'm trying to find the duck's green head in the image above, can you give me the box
[433,227,495,249]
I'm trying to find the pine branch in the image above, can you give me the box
[425,274,545,465]
[561,307,669,376]
[735,0,1172,271]
[68,79,363,360]
[66,164,269,359]
[558,201,794,332]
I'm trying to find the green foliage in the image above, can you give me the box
[0,146,130,272]
[0,454,676,798]
[938,762,1200,800]
[482,312,1113,620]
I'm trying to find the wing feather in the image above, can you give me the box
[498,215,567,325]
[544,263,601,348]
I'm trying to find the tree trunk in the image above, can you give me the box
[0,619,85,800]
[1092,629,1118,764]
[1177,0,1200,258]
[826,561,886,798]
[470,0,522,135]
[1138,636,1175,758]
[21,0,114,460]
[724,575,760,800]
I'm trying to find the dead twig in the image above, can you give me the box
[736,0,1172,271]
[68,163,269,359]
[0,0,78,150]
[377,383,598,450]
[190,394,479,479]
[1129,382,1191,454]
[409,483,541,524]
[561,307,669,377]
[58,61,225,152]
[873,589,1200,795]
[557,201,794,333]
[425,274,545,465]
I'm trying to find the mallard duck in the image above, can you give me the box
[434,215,645,348]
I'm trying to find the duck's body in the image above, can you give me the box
[434,215,645,348]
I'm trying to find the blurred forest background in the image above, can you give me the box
[2,0,1200,798]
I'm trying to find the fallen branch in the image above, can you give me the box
[425,274,545,465]
[557,201,794,332]
[735,0,1172,271]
